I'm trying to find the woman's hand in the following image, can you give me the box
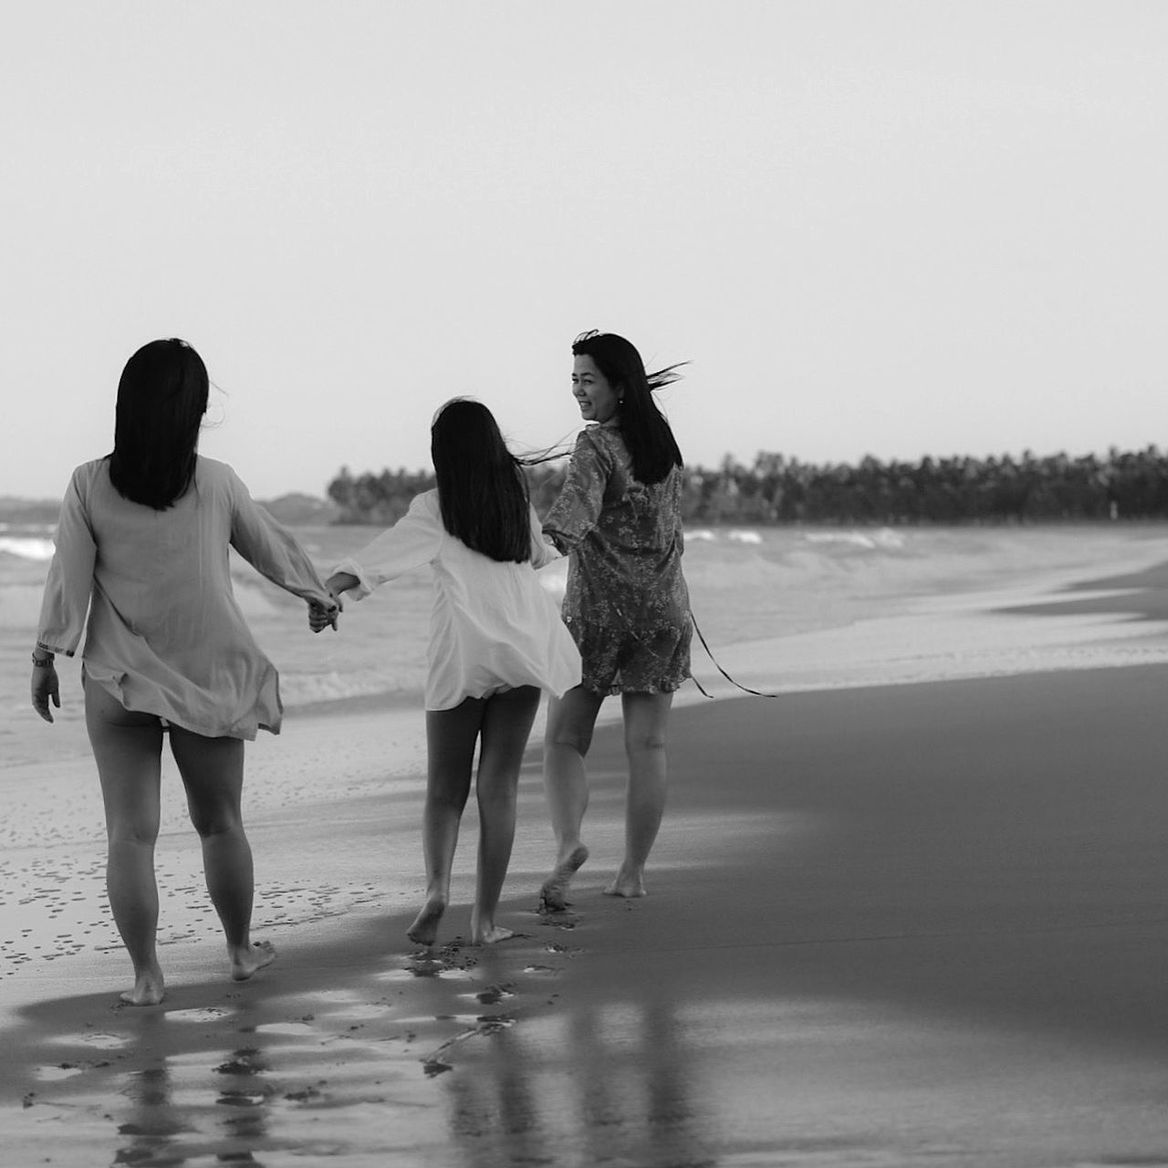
[31,661,60,723]
[326,572,358,596]
[308,592,343,633]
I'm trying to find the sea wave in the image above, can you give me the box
[0,537,56,562]
[279,668,423,707]
[802,528,906,551]
[684,529,765,544]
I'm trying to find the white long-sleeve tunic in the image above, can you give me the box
[334,490,581,711]
[37,456,333,739]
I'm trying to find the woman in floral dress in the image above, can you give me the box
[539,331,691,909]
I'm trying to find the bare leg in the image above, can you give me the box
[540,685,604,910]
[85,683,166,1005]
[170,727,274,981]
[470,687,541,943]
[604,691,674,898]
[410,701,481,945]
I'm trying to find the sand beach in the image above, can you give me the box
[4,526,1168,1165]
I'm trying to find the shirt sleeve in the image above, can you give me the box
[528,504,562,569]
[334,491,442,600]
[542,429,611,554]
[227,468,334,606]
[36,467,96,656]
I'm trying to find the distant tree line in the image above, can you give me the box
[325,446,1168,526]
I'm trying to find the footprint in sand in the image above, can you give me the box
[51,1031,131,1050]
[164,1007,234,1025]
[463,983,516,1006]
[543,942,578,956]
[34,1064,86,1082]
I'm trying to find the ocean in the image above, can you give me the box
[6,516,1168,770]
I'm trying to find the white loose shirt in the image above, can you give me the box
[334,490,581,710]
[37,457,334,738]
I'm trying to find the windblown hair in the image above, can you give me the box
[571,331,684,485]
[107,339,209,510]
[431,398,532,563]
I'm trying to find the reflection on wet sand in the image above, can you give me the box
[6,919,721,1168]
[115,1065,188,1166]
[442,990,713,1167]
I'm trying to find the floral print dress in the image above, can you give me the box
[543,423,691,695]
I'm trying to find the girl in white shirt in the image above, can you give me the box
[315,399,580,945]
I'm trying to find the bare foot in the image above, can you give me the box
[230,939,277,982]
[407,896,446,946]
[538,844,589,912]
[470,921,516,945]
[120,964,165,1006]
[603,868,646,898]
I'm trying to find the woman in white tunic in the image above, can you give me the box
[31,339,336,1005]
[319,399,580,946]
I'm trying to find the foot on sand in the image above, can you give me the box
[539,844,589,912]
[407,896,447,946]
[230,940,277,982]
[603,867,646,899]
[120,963,165,1006]
[470,922,516,945]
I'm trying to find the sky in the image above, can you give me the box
[2,1,1166,500]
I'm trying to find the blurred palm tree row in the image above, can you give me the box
[325,445,1168,526]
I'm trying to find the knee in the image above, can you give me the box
[107,819,158,848]
[547,724,593,756]
[189,810,242,839]
[427,787,470,814]
[625,728,668,756]
[477,784,517,813]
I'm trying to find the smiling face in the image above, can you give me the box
[571,354,620,423]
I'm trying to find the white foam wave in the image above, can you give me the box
[685,529,717,542]
[802,528,905,551]
[727,529,763,545]
[0,537,56,562]
[279,669,420,706]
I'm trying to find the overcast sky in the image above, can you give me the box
[3,1,1166,500]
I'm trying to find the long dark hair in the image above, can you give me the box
[431,398,531,563]
[107,339,209,510]
[571,331,684,485]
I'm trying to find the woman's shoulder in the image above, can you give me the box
[194,457,256,505]
[69,458,107,484]
[574,424,622,460]
[64,458,113,502]
[409,488,441,516]
[401,488,443,534]
[193,456,236,485]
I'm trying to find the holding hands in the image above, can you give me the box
[308,593,343,634]
[308,571,358,634]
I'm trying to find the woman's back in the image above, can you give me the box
[587,426,684,554]
[40,455,330,738]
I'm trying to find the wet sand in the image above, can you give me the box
[5,662,1168,1165]
[6,554,1168,1165]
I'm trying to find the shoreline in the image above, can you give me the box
[6,662,1168,1164]
[5,546,1168,1162]
[7,546,1168,1007]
